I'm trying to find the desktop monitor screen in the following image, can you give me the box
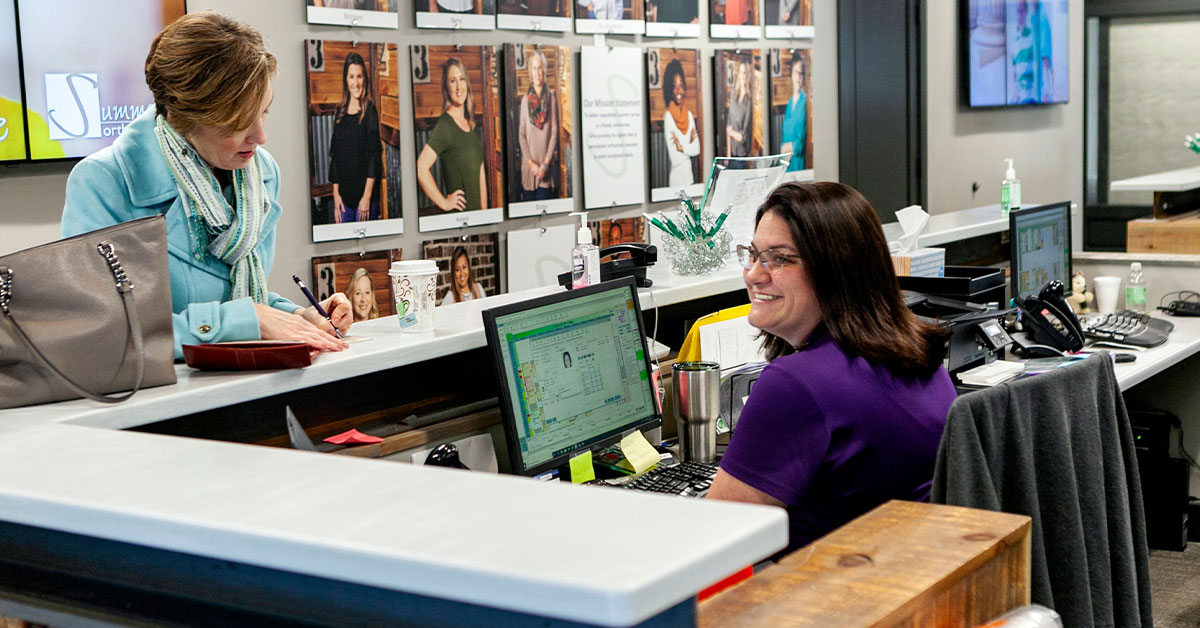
[482,277,661,478]
[0,1,24,162]
[16,0,185,161]
[1010,201,1071,302]
[964,0,1070,107]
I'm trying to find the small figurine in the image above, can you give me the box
[1065,271,1094,314]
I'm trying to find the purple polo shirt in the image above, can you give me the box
[719,329,956,555]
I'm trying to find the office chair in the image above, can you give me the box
[931,353,1152,628]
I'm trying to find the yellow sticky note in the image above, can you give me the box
[620,431,660,474]
[569,450,595,484]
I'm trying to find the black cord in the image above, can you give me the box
[1158,290,1200,307]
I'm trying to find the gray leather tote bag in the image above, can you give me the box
[0,215,176,409]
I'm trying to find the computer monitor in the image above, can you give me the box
[482,276,661,478]
[1009,201,1072,302]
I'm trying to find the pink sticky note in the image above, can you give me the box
[323,429,384,445]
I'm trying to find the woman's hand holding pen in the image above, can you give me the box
[256,303,349,352]
[299,292,353,337]
[439,189,467,212]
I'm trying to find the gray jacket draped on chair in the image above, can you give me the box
[932,354,1152,628]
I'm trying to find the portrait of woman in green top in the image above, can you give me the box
[416,57,487,214]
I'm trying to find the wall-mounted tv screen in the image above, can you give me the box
[0,0,25,162]
[15,0,186,161]
[965,0,1069,107]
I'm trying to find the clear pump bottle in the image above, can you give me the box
[570,211,600,289]
[1126,262,1146,313]
[1001,158,1022,216]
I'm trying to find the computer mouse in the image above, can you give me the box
[425,443,469,470]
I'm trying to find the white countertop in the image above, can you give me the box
[879,202,1043,249]
[1110,165,1200,193]
[0,267,786,627]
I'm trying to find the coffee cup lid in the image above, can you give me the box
[389,260,438,275]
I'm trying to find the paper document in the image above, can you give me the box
[699,316,766,370]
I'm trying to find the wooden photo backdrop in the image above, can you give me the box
[311,249,404,320]
[305,40,401,227]
[410,45,505,222]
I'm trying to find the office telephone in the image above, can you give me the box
[1014,280,1086,354]
[557,243,657,289]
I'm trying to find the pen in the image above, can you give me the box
[706,203,735,239]
[643,213,680,241]
[291,275,345,339]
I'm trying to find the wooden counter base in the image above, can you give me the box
[698,500,1032,628]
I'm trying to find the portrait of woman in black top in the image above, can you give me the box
[328,52,382,223]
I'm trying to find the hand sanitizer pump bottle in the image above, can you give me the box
[1001,158,1022,216]
[570,211,600,289]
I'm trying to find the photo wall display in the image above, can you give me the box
[644,0,700,38]
[306,1,399,29]
[310,249,404,323]
[647,48,705,203]
[410,45,505,232]
[503,44,574,218]
[579,45,647,210]
[709,0,759,39]
[415,0,497,30]
[574,0,644,35]
[713,49,763,159]
[497,0,572,31]
[424,233,502,305]
[768,48,813,181]
[507,224,575,292]
[305,40,405,243]
[764,0,813,39]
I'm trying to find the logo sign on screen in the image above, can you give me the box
[45,73,101,140]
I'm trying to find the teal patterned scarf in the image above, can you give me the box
[154,114,269,303]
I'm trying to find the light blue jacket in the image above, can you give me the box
[61,109,300,360]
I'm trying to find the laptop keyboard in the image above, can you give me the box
[1081,310,1173,348]
[622,461,718,497]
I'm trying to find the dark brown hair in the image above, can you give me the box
[755,182,949,376]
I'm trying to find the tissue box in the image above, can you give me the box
[891,247,945,278]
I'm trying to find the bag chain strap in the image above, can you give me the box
[0,267,11,315]
[97,241,134,293]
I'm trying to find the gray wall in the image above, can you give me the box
[923,0,1084,234]
[0,0,839,294]
[0,0,1087,286]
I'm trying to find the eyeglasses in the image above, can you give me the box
[736,245,803,272]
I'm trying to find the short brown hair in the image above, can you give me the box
[754,182,950,375]
[145,11,277,135]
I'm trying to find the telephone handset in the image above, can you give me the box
[1015,280,1086,353]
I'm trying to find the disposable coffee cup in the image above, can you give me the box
[388,260,438,333]
[672,361,721,464]
[1092,276,1121,315]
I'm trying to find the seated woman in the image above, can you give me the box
[707,182,955,555]
[61,11,351,359]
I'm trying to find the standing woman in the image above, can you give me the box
[328,52,382,224]
[61,12,351,359]
[779,55,806,172]
[417,58,488,213]
[439,246,485,305]
[725,60,752,157]
[707,182,955,556]
[518,49,559,202]
[662,59,700,189]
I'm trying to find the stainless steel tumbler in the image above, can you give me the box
[671,361,721,464]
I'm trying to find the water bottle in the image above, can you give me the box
[1126,262,1146,313]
